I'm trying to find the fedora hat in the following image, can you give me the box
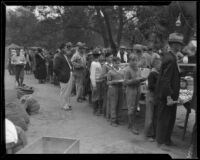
[168,33,184,45]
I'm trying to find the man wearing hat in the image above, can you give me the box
[71,42,87,102]
[11,48,26,86]
[117,45,128,63]
[53,42,73,110]
[143,43,160,69]
[155,32,184,150]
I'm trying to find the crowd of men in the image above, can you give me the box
[8,32,197,158]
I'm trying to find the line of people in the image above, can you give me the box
[52,32,196,156]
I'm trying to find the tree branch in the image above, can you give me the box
[101,7,117,54]
[64,24,101,34]
[117,6,123,47]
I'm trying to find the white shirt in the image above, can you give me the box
[90,61,102,87]
[117,51,128,63]
[11,53,26,65]
[6,119,18,144]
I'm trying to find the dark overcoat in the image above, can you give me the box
[34,53,47,80]
[53,52,71,83]
[155,51,180,102]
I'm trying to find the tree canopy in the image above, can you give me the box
[6,3,196,54]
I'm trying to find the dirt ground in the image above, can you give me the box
[4,70,195,157]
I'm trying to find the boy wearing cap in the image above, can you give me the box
[155,33,183,150]
[124,54,146,134]
[90,50,103,115]
[107,57,124,127]
[71,42,87,102]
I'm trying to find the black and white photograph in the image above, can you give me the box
[3,1,197,158]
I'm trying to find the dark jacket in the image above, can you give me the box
[190,67,196,111]
[155,51,180,101]
[35,53,47,80]
[148,70,159,93]
[53,52,71,83]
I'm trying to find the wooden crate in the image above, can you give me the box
[17,136,80,154]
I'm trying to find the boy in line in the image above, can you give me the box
[124,54,146,134]
[144,57,161,141]
[90,49,103,116]
[107,57,124,127]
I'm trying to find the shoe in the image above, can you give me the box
[159,144,171,151]
[77,99,83,103]
[111,122,118,127]
[165,140,177,147]
[130,127,139,135]
[96,111,101,116]
[147,137,155,142]
[62,105,71,111]
[81,97,87,101]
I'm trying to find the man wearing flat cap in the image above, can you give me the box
[155,32,184,150]
[71,42,87,102]
[117,45,128,63]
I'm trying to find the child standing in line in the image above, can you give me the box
[100,49,113,119]
[90,50,103,116]
[107,57,124,127]
[124,54,146,135]
[144,57,161,141]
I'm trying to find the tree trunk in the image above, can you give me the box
[101,7,117,55]
[95,6,109,48]
[116,6,124,48]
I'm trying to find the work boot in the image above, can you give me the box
[110,121,118,127]
[130,127,139,135]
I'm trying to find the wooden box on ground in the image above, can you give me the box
[17,136,80,154]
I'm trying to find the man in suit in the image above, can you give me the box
[155,33,184,150]
[53,43,73,110]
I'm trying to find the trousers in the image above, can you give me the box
[156,99,177,144]
[126,87,139,116]
[15,65,24,85]
[60,72,74,107]
[74,73,84,100]
[144,91,158,138]
[109,85,123,123]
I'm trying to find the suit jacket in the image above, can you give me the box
[155,51,180,101]
[53,52,71,83]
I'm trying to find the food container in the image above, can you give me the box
[140,68,150,78]
[17,136,80,154]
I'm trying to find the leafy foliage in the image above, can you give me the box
[6,3,196,52]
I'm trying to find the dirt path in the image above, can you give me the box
[4,70,195,157]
